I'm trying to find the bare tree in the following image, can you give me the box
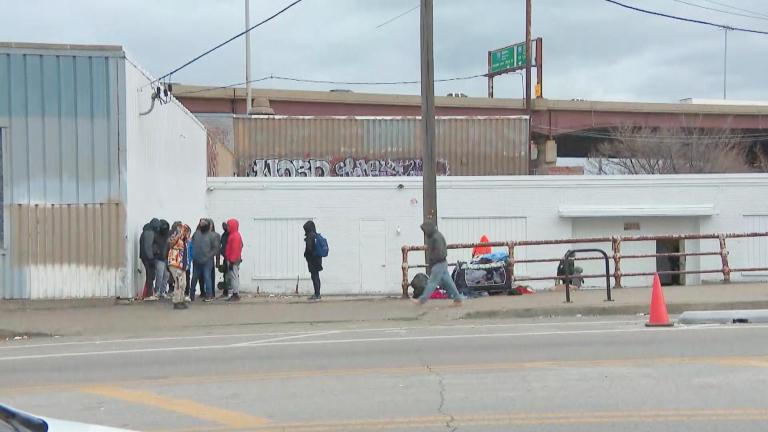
[587,126,757,175]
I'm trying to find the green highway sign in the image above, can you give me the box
[489,42,527,75]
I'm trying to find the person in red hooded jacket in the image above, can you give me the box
[224,218,244,302]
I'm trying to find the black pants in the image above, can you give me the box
[141,258,155,298]
[210,266,217,296]
[310,271,321,297]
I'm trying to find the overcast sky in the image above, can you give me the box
[2,0,768,102]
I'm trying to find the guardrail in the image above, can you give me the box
[400,232,768,299]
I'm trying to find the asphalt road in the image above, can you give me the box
[1,317,768,432]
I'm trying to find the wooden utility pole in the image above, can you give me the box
[420,0,437,226]
[525,0,532,173]
[245,0,253,115]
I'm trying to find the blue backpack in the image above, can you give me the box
[313,233,329,257]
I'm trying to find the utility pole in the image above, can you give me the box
[420,0,437,227]
[525,0,532,172]
[723,27,729,100]
[525,0,532,112]
[245,0,253,115]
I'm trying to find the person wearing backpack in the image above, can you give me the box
[303,220,327,300]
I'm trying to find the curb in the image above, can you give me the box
[678,309,768,324]
[460,301,768,320]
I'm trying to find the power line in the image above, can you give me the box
[670,0,768,21]
[376,4,419,29]
[174,77,274,96]
[173,73,492,96]
[604,0,768,34]
[700,0,768,19]
[273,73,489,85]
[153,0,304,84]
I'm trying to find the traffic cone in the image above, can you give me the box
[646,273,674,327]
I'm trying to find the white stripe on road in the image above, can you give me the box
[0,323,767,362]
[230,331,342,347]
[0,320,641,350]
[0,330,318,350]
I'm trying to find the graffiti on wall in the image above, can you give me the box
[249,159,332,177]
[248,158,450,177]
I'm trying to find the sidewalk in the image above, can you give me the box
[1,283,767,338]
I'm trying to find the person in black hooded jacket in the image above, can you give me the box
[149,219,171,300]
[139,218,160,300]
[303,220,323,300]
[218,221,230,298]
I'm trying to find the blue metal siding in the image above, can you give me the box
[0,52,120,205]
[0,48,125,299]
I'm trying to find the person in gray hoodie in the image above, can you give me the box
[415,221,462,306]
[190,218,220,302]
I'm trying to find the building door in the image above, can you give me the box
[359,220,386,294]
[656,239,683,286]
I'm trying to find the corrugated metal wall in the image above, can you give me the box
[234,116,529,177]
[0,47,125,299]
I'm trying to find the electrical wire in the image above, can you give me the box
[172,73,492,96]
[604,0,768,34]
[152,0,304,85]
[174,77,274,96]
[700,0,768,19]
[272,73,489,85]
[376,4,419,29]
[669,0,768,21]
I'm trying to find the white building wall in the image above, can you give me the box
[123,57,207,298]
[207,175,768,295]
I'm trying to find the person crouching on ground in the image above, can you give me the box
[415,221,463,306]
[224,218,243,302]
[168,223,191,310]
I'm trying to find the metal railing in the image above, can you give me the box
[400,231,768,298]
[562,249,612,303]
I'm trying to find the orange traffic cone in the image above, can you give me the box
[646,273,674,327]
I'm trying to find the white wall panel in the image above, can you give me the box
[123,57,207,298]
[249,217,312,280]
[208,175,768,295]
[741,215,768,275]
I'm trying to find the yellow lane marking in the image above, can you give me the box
[4,355,767,396]
[81,386,270,429]
[714,358,768,368]
[153,409,768,432]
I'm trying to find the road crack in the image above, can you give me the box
[425,364,458,432]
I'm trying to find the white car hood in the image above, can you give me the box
[43,417,137,432]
